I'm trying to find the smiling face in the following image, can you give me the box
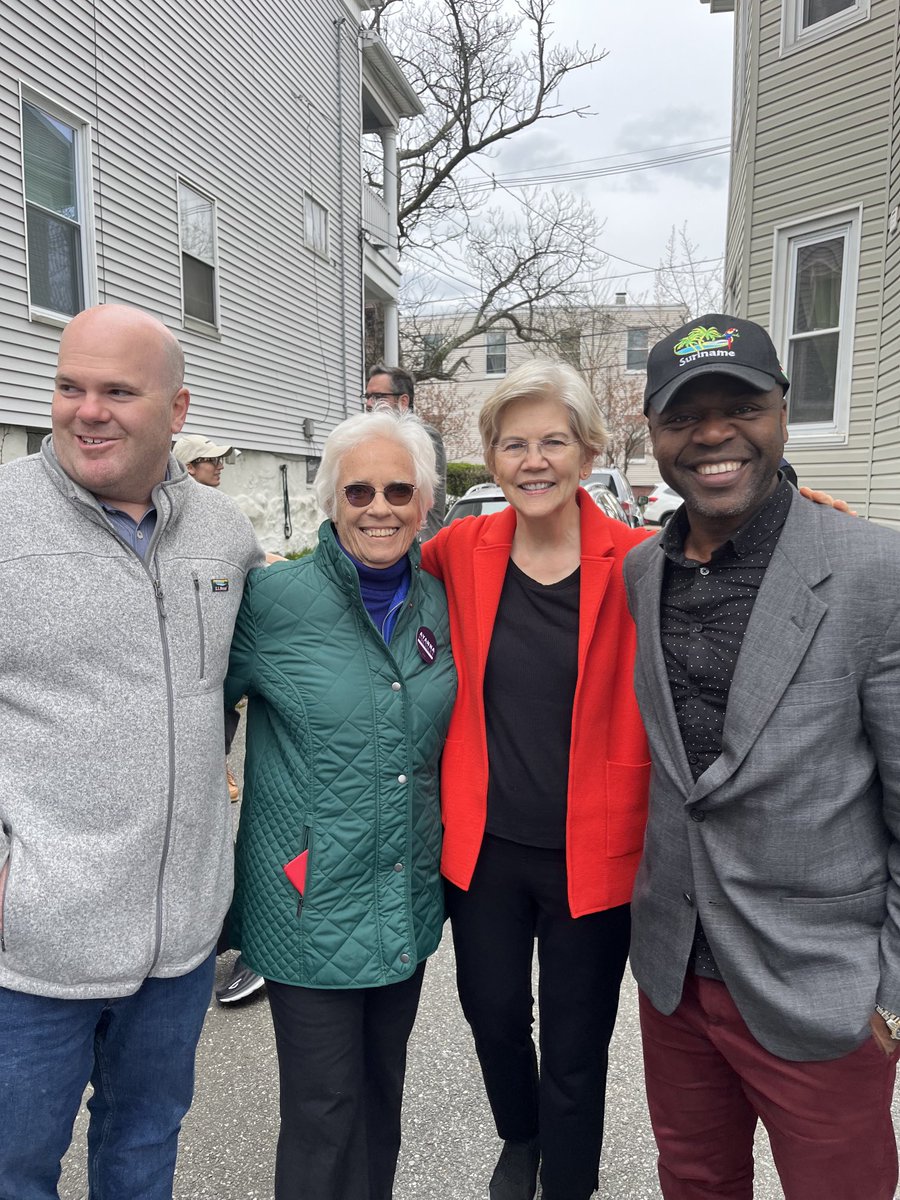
[52,306,189,519]
[334,437,420,568]
[490,394,593,524]
[648,374,788,548]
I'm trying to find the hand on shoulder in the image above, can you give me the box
[798,485,858,517]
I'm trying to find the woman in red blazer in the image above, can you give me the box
[421,359,651,1200]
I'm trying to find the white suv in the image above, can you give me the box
[642,482,683,527]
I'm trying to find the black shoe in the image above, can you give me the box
[489,1137,540,1200]
[216,956,265,1004]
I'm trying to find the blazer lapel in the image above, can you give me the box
[576,497,614,676]
[690,498,831,804]
[631,539,695,793]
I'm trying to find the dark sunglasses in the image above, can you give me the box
[343,483,417,507]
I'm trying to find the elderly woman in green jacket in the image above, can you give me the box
[225,408,456,1200]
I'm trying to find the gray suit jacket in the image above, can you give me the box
[623,492,900,1060]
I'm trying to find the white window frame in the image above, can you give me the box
[19,84,97,326]
[769,205,861,445]
[625,327,650,373]
[177,177,221,334]
[304,193,330,259]
[781,0,869,56]
[485,329,507,375]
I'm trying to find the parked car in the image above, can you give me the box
[581,482,631,525]
[442,482,510,524]
[586,467,643,527]
[443,481,631,527]
[642,481,683,527]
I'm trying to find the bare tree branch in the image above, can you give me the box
[371,0,606,245]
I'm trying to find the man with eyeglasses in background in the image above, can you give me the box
[364,363,447,540]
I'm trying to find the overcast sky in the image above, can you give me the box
[404,0,736,308]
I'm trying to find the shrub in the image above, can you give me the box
[446,461,493,500]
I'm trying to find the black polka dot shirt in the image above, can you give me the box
[659,475,793,979]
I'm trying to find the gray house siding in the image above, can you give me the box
[869,15,900,523]
[722,0,900,522]
[0,0,365,458]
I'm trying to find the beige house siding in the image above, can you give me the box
[717,0,900,524]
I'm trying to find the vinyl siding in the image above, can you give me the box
[869,12,900,524]
[0,0,366,451]
[726,0,898,520]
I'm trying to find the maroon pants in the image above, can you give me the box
[640,974,898,1200]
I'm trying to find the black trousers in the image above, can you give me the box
[445,835,631,1200]
[265,964,426,1200]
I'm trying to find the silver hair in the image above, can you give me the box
[315,407,437,523]
[478,358,608,467]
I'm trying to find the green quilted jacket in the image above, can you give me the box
[224,521,456,989]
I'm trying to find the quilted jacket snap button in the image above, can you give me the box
[394,862,403,872]
[398,774,408,784]
[391,681,401,691]
[400,953,410,963]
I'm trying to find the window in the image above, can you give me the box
[421,331,443,369]
[485,329,507,375]
[304,194,329,258]
[626,328,649,371]
[804,0,855,23]
[178,180,218,328]
[782,0,868,52]
[557,327,582,368]
[21,95,92,318]
[771,207,860,441]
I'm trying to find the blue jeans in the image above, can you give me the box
[0,952,215,1200]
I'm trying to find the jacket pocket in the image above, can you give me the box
[605,761,651,858]
[287,825,313,919]
[191,572,206,680]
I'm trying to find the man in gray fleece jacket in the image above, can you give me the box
[0,305,264,1198]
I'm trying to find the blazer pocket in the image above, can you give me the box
[779,880,887,908]
[605,760,651,858]
[778,672,856,708]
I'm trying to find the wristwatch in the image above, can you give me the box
[875,1005,900,1040]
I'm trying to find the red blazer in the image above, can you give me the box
[421,494,652,917]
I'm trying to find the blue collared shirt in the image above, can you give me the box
[100,504,158,561]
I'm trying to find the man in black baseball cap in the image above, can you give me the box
[623,315,900,1200]
[641,314,791,556]
[644,313,790,417]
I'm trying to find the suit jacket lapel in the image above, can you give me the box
[690,497,831,804]
[631,538,696,793]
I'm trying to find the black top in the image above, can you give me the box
[660,476,792,978]
[660,477,793,782]
[483,560,580,849]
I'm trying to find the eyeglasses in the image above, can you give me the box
[193,456,226,467]
[492,438,578,460]
[343,482,417,507]
[363,391,402,403]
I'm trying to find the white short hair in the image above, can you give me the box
[315,407,437,523]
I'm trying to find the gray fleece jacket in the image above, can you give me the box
[0,441,264,999]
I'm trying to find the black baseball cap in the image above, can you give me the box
[644,314,790,416]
